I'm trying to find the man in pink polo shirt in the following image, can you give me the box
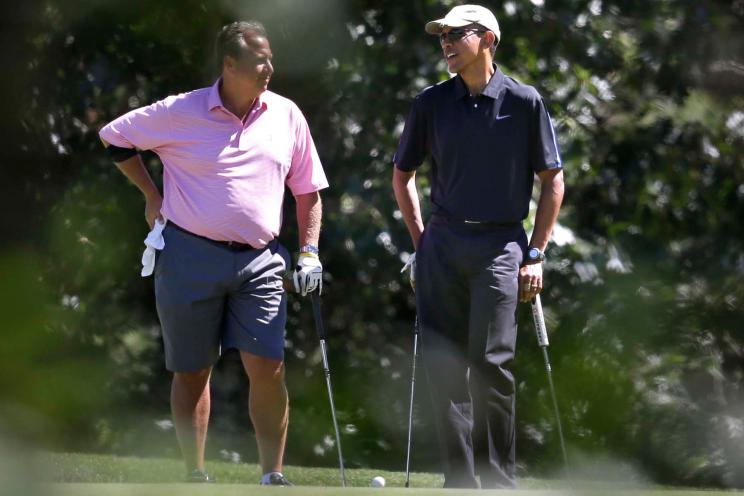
[99,21,328,486]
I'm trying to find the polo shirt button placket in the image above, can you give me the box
[238,120,250,150]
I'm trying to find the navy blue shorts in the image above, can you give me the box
[154,224,290,372]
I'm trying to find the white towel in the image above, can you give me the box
[141,218,167,277]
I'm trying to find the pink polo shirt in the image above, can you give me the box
[99,80,329,248]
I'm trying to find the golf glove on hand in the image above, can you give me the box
[401,252,416,291]
[294,253,323,296]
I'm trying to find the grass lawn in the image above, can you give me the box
[19,452,742,496]
[38,451,443,487]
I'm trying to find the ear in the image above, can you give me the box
[223,55,236,73]
[482,31,496,51]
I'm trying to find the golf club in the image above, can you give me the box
[310,291,347,487]
[404,316,420,488]
[530,293,569,473]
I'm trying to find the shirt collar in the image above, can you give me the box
[454,76,468,100]
[454,65,505,100]
[207,79,224,110]
[482,65,505,98]
[207,78,268,112]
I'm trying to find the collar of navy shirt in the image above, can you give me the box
[453,64,506,100]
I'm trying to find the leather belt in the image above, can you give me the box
[431,213,521,228]
[169,223,257,251]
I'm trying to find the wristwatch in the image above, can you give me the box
[524,247,545,265]
[299,244,319,255]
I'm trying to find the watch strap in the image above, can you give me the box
[299,244,319,255]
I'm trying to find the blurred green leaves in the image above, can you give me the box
[0,253,109,448]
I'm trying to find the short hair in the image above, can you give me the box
[215,21,268,69]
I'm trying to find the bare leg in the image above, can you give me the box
[171,367,212,472]
[240,351,288,474]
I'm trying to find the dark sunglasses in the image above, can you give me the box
[439,27,486,43]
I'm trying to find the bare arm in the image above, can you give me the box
[392,167,425,249]
[528,168,565,250]
[295,191,322,248]
[101,138,162,228]
[519,168,564,302]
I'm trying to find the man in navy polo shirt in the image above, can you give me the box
[392,4,565,489]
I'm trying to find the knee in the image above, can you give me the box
[471,360,515,395]
[242,354,285,385]
[173,368,211,394]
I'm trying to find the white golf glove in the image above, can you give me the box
[293,253,323,296]
[401,252,416,291]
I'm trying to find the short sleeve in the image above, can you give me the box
[99,98,173,151]
[393,95,428,171]
[285,105,329,196]
[529,96,562,173]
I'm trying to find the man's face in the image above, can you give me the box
[226,35,274,93]
[439,25,486,73]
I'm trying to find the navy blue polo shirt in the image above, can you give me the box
[394,66,562,223]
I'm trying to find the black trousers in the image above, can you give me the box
[415,216,526,488]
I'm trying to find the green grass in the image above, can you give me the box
[18,452,743,496]
[38,451,442,487]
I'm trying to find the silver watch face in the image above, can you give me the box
[528,247,540,259]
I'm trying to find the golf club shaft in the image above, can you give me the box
[310,292,347,487]
[404,317,420,488]
[530,294,569,472]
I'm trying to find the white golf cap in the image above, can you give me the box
[425,4,501,43]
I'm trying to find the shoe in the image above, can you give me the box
[260,472,294,486]
[185,469,215,483]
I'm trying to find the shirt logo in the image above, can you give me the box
[495,114,511,120]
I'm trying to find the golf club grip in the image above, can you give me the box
[531,294,550,347]
[310,291,327,340]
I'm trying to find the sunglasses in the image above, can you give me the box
[439,27,486,43]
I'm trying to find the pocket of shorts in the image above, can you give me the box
[155,227,172,278]
[277,244,292,291]
[154,247,165,278]
[279,243,290,266]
